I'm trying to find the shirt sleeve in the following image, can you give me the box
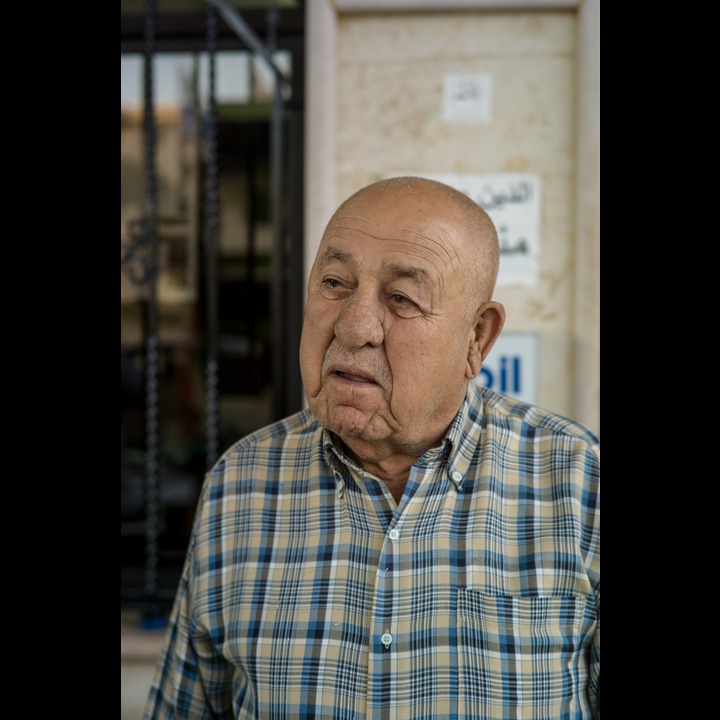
[581,439,600,718]
[142,485,235,719]
[588,624,600,718]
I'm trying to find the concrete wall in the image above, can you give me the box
[305,0,600,435]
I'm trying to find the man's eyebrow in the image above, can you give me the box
[317,248,431,287]
[317,246,353,269]
[382,262,431,287]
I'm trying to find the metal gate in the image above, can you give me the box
[120,0,305,624]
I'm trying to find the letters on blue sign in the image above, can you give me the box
[478,356,521,394]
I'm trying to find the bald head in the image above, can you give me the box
[329,176,501,316]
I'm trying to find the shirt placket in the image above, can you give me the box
[367,510,401,720]
[365,460,441,720]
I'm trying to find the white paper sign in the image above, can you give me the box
[475,331,538,404]
[442,73,493,123]
[387,172,541,288]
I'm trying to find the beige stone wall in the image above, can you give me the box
[306,3,599,434]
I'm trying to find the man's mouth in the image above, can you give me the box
[332,366,377,384]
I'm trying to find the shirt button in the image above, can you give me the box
[381,631,393,648]
[389,528,399,541]
[452,471,463,483]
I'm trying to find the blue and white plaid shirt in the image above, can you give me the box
[145,384,600,719]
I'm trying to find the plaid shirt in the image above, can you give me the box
[145,384,600,719]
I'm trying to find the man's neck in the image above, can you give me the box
[338,436,432,503]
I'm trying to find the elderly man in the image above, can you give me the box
[144,176,600,719]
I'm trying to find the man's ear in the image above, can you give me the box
[465,301,506,380]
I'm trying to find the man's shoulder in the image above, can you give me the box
[471,383,599,449]
[223,407,320,456]
[198,408,323,499]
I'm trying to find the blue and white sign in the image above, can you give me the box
[475,331,538,404]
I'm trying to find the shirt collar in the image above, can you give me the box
[443,390,472,491]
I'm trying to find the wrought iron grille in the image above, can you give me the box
[120,0,305,624]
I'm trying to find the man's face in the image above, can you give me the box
[299,189,478,461]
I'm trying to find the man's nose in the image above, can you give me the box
[334,290,384,349]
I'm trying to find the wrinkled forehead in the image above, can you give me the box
[319,193,468,269]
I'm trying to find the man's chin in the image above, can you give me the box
[319,404,393,442]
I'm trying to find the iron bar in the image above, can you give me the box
[205,2,220,470]
[206,0,288,420]
[142,0,162,624]
[207,0,290,91]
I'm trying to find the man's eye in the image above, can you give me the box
[388,293,421,317]
[320,277,351,297]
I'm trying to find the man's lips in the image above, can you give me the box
[330,366,378,384]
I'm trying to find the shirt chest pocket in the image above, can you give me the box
[456,589,591,719]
